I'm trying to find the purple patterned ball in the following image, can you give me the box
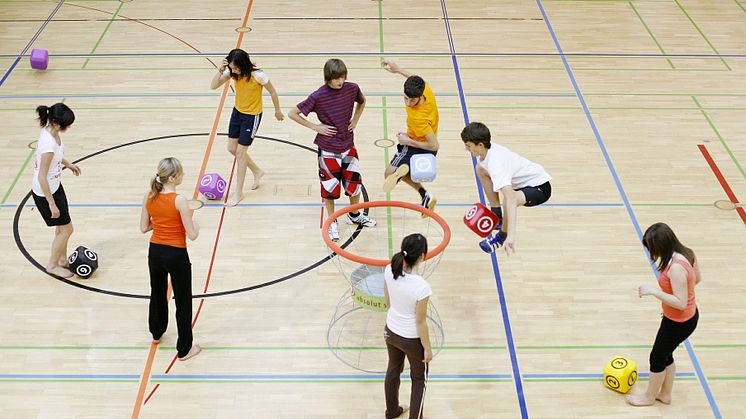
[199,172,227,200]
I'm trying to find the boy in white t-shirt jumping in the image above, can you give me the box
[461,122,552,254]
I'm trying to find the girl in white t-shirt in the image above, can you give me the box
[31,103,81,278]
[210,48,284,206]
[383,233,432,419]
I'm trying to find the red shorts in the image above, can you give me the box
[318,147,362,200]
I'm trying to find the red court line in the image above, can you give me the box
[143,161,238,405]
[131,1,254,416]
[698,144,746,225]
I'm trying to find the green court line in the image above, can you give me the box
[673,0,730,70]
[149,379,512,383]
[4,54,734,60]
[523,377,698,382]
[692,96,746,182]
[13,376,746,384]
[377,0,394,258]
[6,106,746,112]
[629,1,675,69]
[1,148,34,205]
[8,66,731,72]
[3,343,745,351]
[0,0,121,205]
[81,1,124,69]
[736,0,746,15]
[8,91,746,97]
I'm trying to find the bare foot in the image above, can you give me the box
[251,170,264,190]
[177,344,202,361]
[58,258,69,268]
[655,393,671,404]
[226,192,244,207]
[47,266,73,278]
[626,393,656,406]
[383,165,409,193]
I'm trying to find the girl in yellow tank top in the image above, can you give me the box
[210,48,284,206]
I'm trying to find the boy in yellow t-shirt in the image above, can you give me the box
[210,48,284,206]
[382,59,439,213]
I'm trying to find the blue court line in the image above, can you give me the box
[524,372,696,379]
[0,0,65,88]
[4,52,746,58]
[535,1,721,418]
[0,93,574,99]
[1,202,624,209]
[0,372,702,380]
[439,1,529,418]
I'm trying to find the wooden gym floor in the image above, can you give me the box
[1,0,745,417]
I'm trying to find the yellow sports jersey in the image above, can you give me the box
[234,70,268,115]
[406,83,439,142]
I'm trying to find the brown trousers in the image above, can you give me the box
[384,325,428,419]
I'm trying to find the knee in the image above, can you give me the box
[59,223,73,236]
[649,353,667,373]
[235,146,249,161]
[226,142,237,155]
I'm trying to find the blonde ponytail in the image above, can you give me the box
[149,157,183,202]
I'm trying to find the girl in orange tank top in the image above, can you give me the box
[139,157,202,361]
[627,223,701,407]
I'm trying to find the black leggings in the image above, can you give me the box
[649,309,699,373]
[148,243,193,358]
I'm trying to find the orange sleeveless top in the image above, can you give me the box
[658,258,697,322]
[146,193,186,248]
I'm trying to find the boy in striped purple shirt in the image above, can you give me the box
[289,58,376,241]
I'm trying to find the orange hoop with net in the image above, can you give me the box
[321,200,450,372]
[322,200,451,266]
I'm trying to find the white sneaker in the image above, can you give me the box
[346,212,377,227]
[421,191,437,218]
[328,220,340,242]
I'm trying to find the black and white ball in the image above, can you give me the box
[68,246,98,279]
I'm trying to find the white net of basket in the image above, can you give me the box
[323,202,449,373]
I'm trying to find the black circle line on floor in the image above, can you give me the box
[13,132,368,299]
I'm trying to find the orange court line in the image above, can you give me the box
[130,1,255,417]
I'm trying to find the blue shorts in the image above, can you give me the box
[389,144,437,168]
[228,108,262,146]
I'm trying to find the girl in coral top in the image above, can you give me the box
[628,222,701,406]
[140,157,202,361]
[210,48,284,206]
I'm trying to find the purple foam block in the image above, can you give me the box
[30,49,49,70]
[199,172,227,200]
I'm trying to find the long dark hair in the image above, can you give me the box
[391,233,428,279]
[36,103,75,129]
[226,48,257,80]
[642,222,696,271]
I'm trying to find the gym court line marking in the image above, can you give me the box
[0,0,64,88]
[439,0,528,417]
[1,9,739,418]
[4,342,746,350]
[0,372,703,383]
[536,0,722,417]
[5,51,746,58]
[132,0,253,413]
[698,144,746,226]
